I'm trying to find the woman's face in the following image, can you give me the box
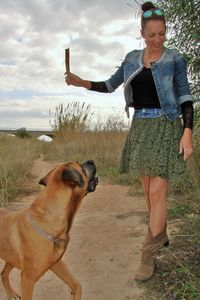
[141,20,166,52]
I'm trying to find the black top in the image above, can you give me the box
[89,73,193,129]
[130,67,161,109]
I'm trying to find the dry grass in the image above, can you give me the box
[0,104,132,207]
[42,129,133,184]
[0,136,41,206]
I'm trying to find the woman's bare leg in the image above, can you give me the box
[135,176,169,281]
[149,176,168,237]
[140,176,151,214]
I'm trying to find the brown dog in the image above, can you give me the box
[0,160,98,300]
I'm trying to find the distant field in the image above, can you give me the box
[0,129,53,138]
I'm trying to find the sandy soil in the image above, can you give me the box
[0,158,149,300]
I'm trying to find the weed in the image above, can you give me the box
[168,203,193,219]
[0,136,40,206]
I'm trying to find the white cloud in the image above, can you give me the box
[0,0,142,129]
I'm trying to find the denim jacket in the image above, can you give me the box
[105,47,193,120]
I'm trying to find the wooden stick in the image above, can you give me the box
[65,48,70,73]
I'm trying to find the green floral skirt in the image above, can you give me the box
[120,116,186,181]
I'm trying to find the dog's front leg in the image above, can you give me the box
[21,271,35,300]
[1,263,21,300]
[51,260,82,300]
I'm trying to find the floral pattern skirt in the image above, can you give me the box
[120,115,186,181]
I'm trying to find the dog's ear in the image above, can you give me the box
[38,169,54,186]
[62,167,84,187]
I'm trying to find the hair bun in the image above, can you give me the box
[141,1,156,12]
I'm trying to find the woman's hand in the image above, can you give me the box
[179,128,193,161]
[65,72,91,89]
[65,72,83,87]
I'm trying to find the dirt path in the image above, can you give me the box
[0,158,148,300]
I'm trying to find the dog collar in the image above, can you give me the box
[28,212,69,248]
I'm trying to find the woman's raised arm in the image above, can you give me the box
[65,72,91,89]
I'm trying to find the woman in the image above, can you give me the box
[65,2,193,282]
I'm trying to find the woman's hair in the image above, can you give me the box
[141,1,166,30]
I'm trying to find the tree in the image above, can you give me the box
[157,0,200,101]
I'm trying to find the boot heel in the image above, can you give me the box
[163,240,169,247]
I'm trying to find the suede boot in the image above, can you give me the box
[160,222,169,247]
[134,226,168,282]
[146,222,169,246]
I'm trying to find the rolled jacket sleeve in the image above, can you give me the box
[174,52,193,105]
[105,60,125,92]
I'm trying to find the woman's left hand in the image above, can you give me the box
[179,128,193,161]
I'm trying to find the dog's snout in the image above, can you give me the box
[88,176,99,193]
[81,160,98,193]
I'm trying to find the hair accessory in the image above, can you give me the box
[143,8,164,18]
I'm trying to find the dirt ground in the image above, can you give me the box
[0,158,149,300]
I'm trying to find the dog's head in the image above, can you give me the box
[39,160,98,195]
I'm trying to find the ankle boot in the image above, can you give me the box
[134,227,168,282]
[147,222,169,247]
[160,223,169,247]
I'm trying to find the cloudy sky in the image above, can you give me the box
[0,0,145,130]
